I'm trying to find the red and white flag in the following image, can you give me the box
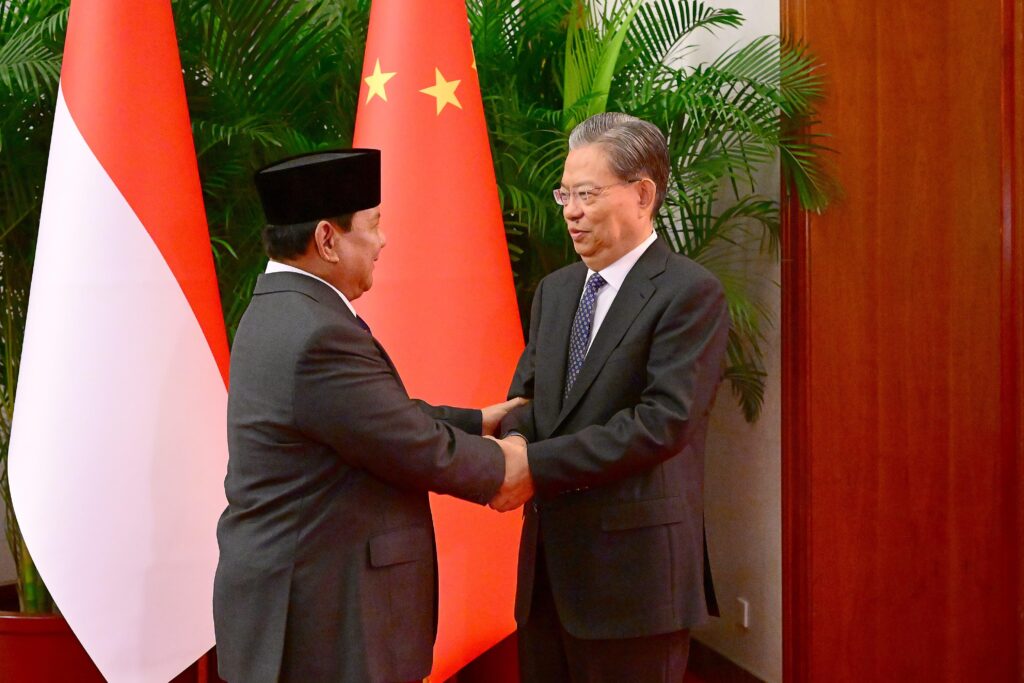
[8,2,229,681]
[354,1,524,679]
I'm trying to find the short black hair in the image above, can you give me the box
[261,213,354,260]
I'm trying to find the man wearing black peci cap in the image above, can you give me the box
[212,149,532,683]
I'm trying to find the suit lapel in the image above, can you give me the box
[553,240,668,430]
[368,334,404,389]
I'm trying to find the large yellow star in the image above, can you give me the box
[363,59,396,104]
[419,68,462,115]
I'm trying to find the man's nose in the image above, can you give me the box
[379,230,387,248]
[563,198,584,220]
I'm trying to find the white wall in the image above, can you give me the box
[682,2,782,681]
[697,255,781,683]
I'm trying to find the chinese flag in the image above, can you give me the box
[353,0,525,679]
[8,1,229,681]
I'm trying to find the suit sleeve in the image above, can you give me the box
[414,401,483,435]
[526,275,730,496]
[293,322,504,504]
[498,278,543,442]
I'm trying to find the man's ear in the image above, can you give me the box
[313,220,341,263]
[636,178,656,212]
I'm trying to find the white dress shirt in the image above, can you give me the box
[265,260,358,318]
[583,231,658,351]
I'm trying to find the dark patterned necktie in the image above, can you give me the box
[355,316,371,334]
[564,272,607,398]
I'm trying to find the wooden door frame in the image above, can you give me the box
[1003,0,1024,677]
[779,0,1024,680]
[779,1,811,679]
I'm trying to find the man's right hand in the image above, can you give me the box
[486,435,534,512]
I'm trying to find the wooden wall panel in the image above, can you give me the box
[1006,0,1024,676]
[782,1,1022,681]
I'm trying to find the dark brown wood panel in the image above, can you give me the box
[1006,0,1024,676]
[780,0,811,674]
[782,1,1023,681]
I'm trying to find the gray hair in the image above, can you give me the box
[568,112,670,216]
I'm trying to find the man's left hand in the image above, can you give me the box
[481,396,530,436]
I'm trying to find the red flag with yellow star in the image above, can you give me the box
[353,1,524,679]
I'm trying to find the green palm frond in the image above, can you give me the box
[629,1,743,68]
[563,0,643,128]
[192,118,285,154]
[710,34,782,84]
[520,132,571,184]
[722,356,767,422]
[667,192,778,262]
[720,279,771,422]
[779,39,825,116]
[707,36,835,210]
[0,0,67,37]
[0,8,66,95]
[780,126,837,213]
[563,3,599,122]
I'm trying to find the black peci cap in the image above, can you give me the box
[254,149,381,225]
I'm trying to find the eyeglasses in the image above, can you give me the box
[553,179,642,206]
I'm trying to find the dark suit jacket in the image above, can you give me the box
[213,272,504,683]
[501,238,729,640]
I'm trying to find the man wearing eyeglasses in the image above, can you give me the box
[498,112,731,682]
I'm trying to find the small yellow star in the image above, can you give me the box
[364,59,396,104]
[419,68,462,115]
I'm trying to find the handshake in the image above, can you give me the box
[486,434,532,512]
[480,397,534,512]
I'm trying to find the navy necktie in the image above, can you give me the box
[564,272,607,398]
[355,316,371,334]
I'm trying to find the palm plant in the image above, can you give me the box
[468,0,834,420]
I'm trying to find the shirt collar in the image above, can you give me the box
[590,231,658,291]
[265,260,358,318]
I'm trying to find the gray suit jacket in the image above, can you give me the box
[501,239,729,639]
[213,272,504,683]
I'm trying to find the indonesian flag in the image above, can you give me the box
[353,1,524,679]
[7,2,229,681]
